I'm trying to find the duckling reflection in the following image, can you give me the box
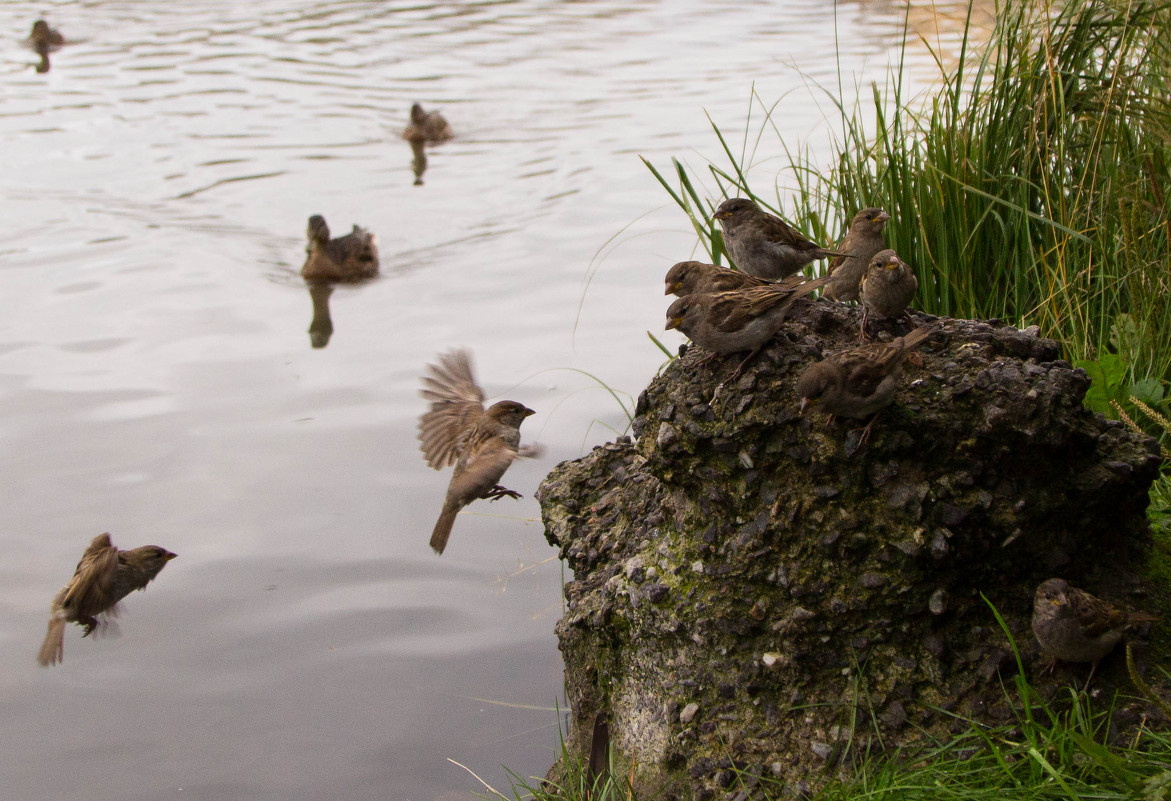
[409,138,428,186]
[306,281,334,349]
[402,103,451,186]
[401,103,452,145]
[301,214,379,282]
[26,19,64,73]
[299,215,378,349]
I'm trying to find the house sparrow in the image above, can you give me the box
[713,197,841,280]
[301,215,379,282]
[665,275,830,380]
[38,533,176,667]
[664,260,770,297]
[823,208,891,302]
[796,325,933,435]
[401,103,453,144]
[418,350,536,554]
[859,249,918,337]
[1032,578,1159,669]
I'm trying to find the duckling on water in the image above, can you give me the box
[301,215,379,282]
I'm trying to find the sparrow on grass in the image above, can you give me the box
[713,197,841,281]
[823,208,891,302]
[418,350,536,554]
[38,533,176,667]
[1032,578,1158,684]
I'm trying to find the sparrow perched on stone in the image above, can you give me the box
[796,325,933,438]
[823,208,891,302]
[859,249,918,338]
[418,350,536,555]
[301,215,379,282]
[1032,578,1159,673]
[401,103,453,144]
[665,275,830,380]
[664,260,770,297]
[38,533,176,667]
[713,197,841,280]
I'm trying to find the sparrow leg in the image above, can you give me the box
[1082,660,1101,693]
[859,310,872,342]
[691,349,718,369]
[713,347,763,399]
[80,617,100,637]
[854,412,883,446]
[484,485,522,502]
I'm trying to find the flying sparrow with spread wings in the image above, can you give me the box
[38,533,176,667]
[418,350,536,554]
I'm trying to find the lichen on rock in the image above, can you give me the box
[537,298,1163,799]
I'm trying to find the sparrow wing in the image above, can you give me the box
[757,212,812,250]
[1067,587,1130,637]
[419,350,486,469]
[827,229,857,274]
[836,347,894,397]
[60,534,120,613]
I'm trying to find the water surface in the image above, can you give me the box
[0,2,964,798]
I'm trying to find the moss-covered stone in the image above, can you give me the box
[538,299,1165,799]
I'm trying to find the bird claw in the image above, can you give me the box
[486,485,522,502]
[80,618,99,638]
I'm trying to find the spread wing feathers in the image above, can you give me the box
[418,350,486,469]
[59,534,119,612]
[710,275,831,333]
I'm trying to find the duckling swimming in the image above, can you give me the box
[26,19,64,72]
[401,103,452,144]
[27,19,65,54]
[301,215,379,282]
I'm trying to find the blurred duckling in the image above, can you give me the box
[401,103,453,144]
[26,19,64,72]
[27,19,65,54]
[301,215,379,282]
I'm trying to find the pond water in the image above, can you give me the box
[0,1,978,799]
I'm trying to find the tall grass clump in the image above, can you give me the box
[649,0,1171,409]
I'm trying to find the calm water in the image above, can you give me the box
[0,2,968,799]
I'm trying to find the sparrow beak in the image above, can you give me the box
[876,211,891,223]
[885,257,902,270]
[799,397,810,414]
[665,282,679,296]
[665,316,683,331]
[713,210,730,221]
[164,551,178,561]
[523,407,536,418]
